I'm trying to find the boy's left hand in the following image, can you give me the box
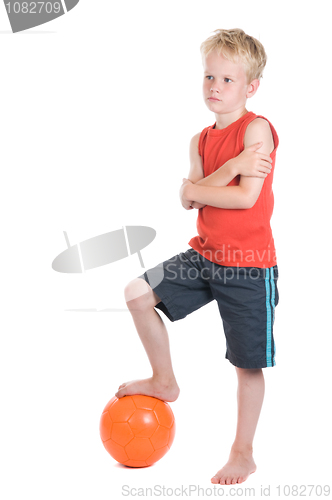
[180,178,194,210]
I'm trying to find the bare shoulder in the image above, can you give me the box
[244,118,274,154]
[190,132,201,150]
[188,132,204,183]
[189,132,202,161]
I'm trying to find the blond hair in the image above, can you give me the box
[200,28,267,83]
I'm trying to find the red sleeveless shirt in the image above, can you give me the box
[188,111,279,268]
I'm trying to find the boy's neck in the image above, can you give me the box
[214,108,248,130]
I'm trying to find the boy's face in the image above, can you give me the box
[202,50,257,116]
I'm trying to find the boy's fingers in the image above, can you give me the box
[260,161,272,170]
[260,154,272,163]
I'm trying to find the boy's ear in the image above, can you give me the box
[246,79,260,99]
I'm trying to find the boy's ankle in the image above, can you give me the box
[231,442,253,455]
[152,373,177,386]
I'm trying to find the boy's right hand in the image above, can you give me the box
[232,142,273,178]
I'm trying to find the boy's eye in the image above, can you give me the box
[224,78,232,83]
[206,76,213,80]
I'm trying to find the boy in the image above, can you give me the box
[115,28,279,485]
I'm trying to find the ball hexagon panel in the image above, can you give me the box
[145,445,170,466]
[125,459,149,467]
[153,400,174,428]
[150,425,170,450]
[131,394,159,410]
[103,439,129,464]
[128,409,159,438]
[109,396,136,422]
[102,396,117,413]
[99,411,113,442]
[111,423,135,447]
[125,437,155,461]
[168,426,176,449]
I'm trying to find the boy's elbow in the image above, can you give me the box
[241,191,259,209]
[245,197,256,209]
[241,187,260,208]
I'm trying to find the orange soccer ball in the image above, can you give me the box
[99,395,176,468]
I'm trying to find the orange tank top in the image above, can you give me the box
[188,111,279,268]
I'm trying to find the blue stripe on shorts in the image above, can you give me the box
[265,267,276,367]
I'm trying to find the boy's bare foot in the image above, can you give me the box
[115,377,180,402]
[211,446,257,485]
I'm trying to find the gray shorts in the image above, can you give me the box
[138,248,279,369]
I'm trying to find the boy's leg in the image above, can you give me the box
[209,265,278,484]
[211,367,264,485]
[115,278,180,402]
[115,248,214,402]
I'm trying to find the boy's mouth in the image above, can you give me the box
[208,97,220,102]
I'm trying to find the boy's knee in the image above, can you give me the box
[124,278,156,310]
[235,366,263,376]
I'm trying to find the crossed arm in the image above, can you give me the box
[180,118,275,210]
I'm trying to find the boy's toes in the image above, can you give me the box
[211,474,225,485]
[116,384,130,395]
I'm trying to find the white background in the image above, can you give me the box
[1,1,331,499]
